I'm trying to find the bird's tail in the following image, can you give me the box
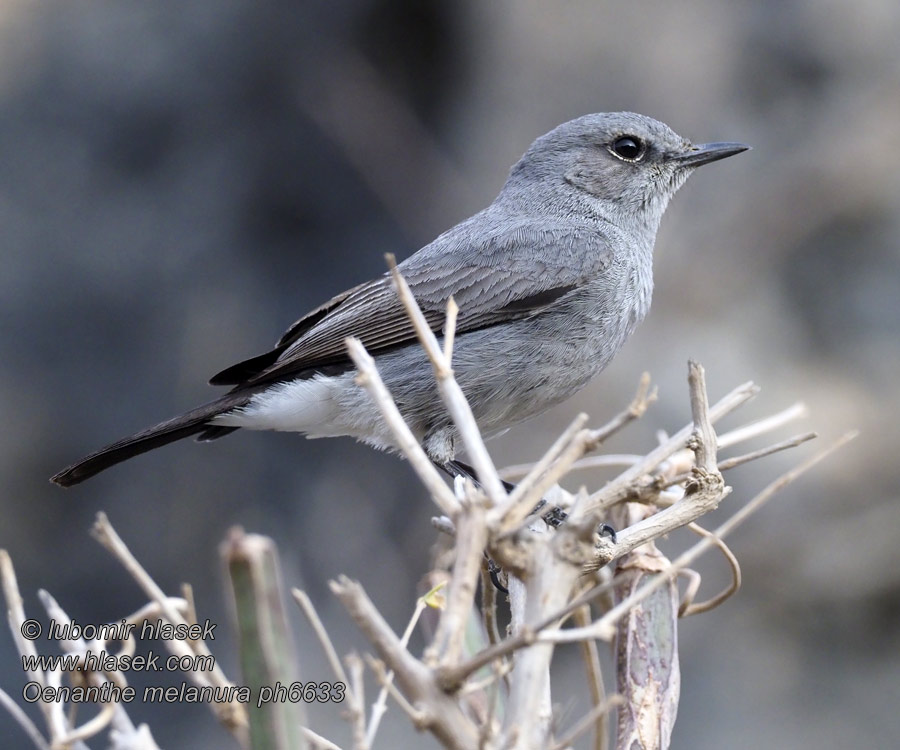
[50,391,253,487]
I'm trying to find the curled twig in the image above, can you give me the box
[677,523,742,617]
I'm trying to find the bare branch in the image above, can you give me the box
[345,653,367,750]
[330,576,479,750]
[717,402,808,449]
[91,514,245,736]
[428,498,489,673]
[346,336,460,517]
[587,372,657,443]
[480,559,503,649]
[584,380,758,515]
[718,432,817,471]
[573,600,609,750]
[1,550,69,745]
[292,589,352,690]
[0,686,50,750]
[688,360,718,472]
[678,524,742,617]
[302,726,345,750]
[364,655,427,728]
[551,695,624,750]
[544,431,859,645]
[366,591,431,748]
[443,296,459,363]
[491,412,588,530]
[386,256,508,507]
[500,454,643,480]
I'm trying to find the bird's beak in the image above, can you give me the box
[675,142,750,168]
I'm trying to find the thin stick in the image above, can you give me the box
[500,454,643,481]
[91,514,243,735]
[430,500,488,676]
[302,726,345,750]
[292,589,366,748]
[480,559,502,649]
[346,337,460,517]
[491,413,588,528]
[1,551,69,744]
[687,360,718,472]
[443,296,459,363]
[91,514,183,624]
[387,256,508,507]
[678,524,742,617]
[53,702,117,750]
[0,686,50,750]
[458,659,514,696]
[292,590,351,688]
[544,431,858,644]
[717,402,807,449]
[573,602,608,750]
[719,432,817,471]
[346,653,367,750]
[585,381,758,513]
[181,583,199,629]
[365,593,430,747]
[585,372,656,443]
[364,656,427,728]
[550,695,624,750]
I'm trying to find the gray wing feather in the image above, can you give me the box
[238,216,613,386]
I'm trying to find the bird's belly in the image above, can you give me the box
[441,313,633,433]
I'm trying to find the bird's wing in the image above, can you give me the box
[211,217,614,388]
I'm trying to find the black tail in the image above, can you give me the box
[50,392,252,487]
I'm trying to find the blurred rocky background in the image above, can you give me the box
[2,0,898,747]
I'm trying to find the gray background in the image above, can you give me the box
[2,0,898,747]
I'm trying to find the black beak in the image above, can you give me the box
[675,142,750,168]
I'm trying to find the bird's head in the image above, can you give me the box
[506,112,749,230]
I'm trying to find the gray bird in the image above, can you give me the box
[51,112,748,487]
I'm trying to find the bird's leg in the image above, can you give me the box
[438,458,515,492]
[436,459,511,593]
[438,459,580,528]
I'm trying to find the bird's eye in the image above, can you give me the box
[610,136,645,161]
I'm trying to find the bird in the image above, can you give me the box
[51,112,748,487]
